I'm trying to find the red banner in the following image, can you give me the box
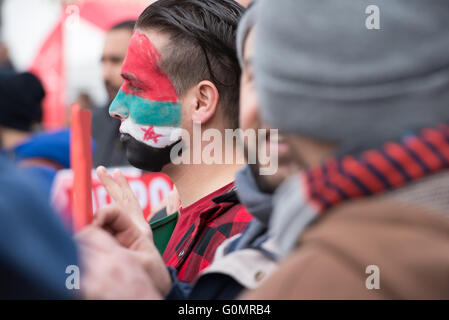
[77,0,148,31]
[52,168,173,229]
[29,0,149,129]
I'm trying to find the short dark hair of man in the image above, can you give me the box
[136,0,244,129]
[109,20,136,32]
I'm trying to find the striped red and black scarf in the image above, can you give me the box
[305,124,449,212]
[271,124,449,256]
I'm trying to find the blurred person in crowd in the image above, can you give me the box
[0,72,42,149]
[0,42,14,71]
[92,20,136,167]
[0,152,157,299]
[243,0,449,299]
[75,92,95,110]
[0,153,78,299]
[0,71,71,194]
[80,0,251,289]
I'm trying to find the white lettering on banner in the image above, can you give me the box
[90,176,171,213]
[51,169,173,222]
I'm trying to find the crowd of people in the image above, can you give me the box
[1,0,449,300]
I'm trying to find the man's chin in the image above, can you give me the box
[249,162,297,194]
[121,134,176,172]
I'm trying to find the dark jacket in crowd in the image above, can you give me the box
[0,155,78,299]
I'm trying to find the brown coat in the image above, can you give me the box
[242,197,449,299]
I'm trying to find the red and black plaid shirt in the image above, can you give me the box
[162,182,252,283]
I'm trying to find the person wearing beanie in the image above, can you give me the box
[242,0,449,299]
[0,59,77,300]
[0,71,72,197]
[0,71,44,149]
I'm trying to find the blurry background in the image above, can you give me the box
[0,0,153,129]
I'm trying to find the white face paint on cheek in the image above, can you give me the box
[120,118,182,149]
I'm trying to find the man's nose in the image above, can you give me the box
[109,106,129,120]
[109,92,129,120]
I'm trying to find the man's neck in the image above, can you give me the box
[163,162,242,209]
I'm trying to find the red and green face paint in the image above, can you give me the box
[109,31,182,148]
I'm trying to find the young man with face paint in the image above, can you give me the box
[106,0,252,283]
[76,2,285,300]
[109,30,183,170]
[92,20,135,168]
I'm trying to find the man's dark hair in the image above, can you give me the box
[109,20,136,32]
[136,0,244,129]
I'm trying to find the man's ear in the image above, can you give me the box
[191,80,219,124]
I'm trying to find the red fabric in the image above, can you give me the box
[162,182,253,283]
[29,0,146,129]
[70,104,93,232]
[77,0,147,31]
[29,17,65,130]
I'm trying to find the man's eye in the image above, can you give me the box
[129,83,143,92]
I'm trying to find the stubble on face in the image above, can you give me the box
[240,29,299,193]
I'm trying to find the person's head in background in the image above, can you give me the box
[109,0,244,173]
[101,20,136,104]
[0,72,44,150]
[254,0,449,172]
[0,42,14,71]
[237,2,299,193]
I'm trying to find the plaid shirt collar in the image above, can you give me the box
[162,182,253,283]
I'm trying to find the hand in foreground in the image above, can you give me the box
[86,203,172,296]
[82,167,173,296]
[96,166,149,234]
[77,225,163,300]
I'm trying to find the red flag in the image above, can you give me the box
[29,17,66,130]
[70,104,93,232]
[78,0,148,31]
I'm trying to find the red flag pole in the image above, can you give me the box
[70,103,93,232]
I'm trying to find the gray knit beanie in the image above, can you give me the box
[236,2,259,67]
[255,0,449,153]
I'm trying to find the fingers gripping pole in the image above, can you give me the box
[70,104,93,232]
